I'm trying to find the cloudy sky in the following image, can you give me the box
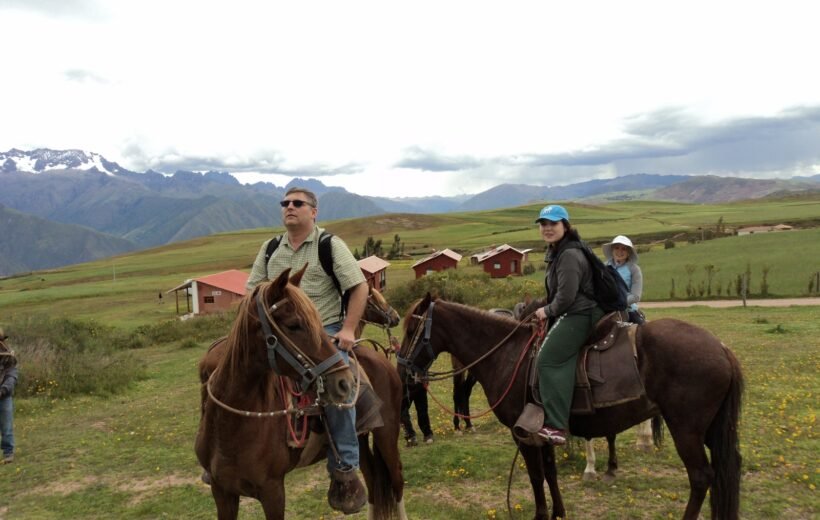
[2,1,819,197]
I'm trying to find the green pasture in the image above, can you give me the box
[0,305,816,519]
[1,197,819,328]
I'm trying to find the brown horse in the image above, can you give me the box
[196,268,406,520]
[356,286,401,354]
[398,294,743,520]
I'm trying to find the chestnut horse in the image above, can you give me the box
[356,286,401,358]
[398,294,743,520]
[195,268,406,520]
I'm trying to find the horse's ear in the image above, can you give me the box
[289,263,309,287]
[271,268,292,295]
[422,292,433,308]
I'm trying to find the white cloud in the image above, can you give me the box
[2,0,819,197]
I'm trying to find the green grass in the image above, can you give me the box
[0,306,816,518]
[2,198,819,328]
[0,197,818,516]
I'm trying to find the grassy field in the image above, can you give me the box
[1,198,819,328]
[0,197,817,518]
[0,305,816,519]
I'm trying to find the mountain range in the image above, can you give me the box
[1,148,818,276]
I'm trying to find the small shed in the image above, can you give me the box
[475,244,526,278]
[411,249,462,279]
[358,255,391,292]
[167,269,248,316]
[737,224,794,236]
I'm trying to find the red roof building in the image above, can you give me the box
[358,255,391,292]
[167,269,248,316]
[475,244,526,278]
[411,249,462,279]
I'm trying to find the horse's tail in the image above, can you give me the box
[706,348,744,520]
[361,438,398,520]
[651,415,664,448]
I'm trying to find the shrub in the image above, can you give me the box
[3,316,147,399]
[388,270,542,316]
[664,239,675,249]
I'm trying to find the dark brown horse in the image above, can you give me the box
[196,268,407,519]
[399,294,743,520]
[451,308,511,432]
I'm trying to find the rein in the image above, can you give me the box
[424,322,544,420]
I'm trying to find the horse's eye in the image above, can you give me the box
[286,324,301,332]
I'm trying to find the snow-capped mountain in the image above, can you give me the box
[0,148,133,176]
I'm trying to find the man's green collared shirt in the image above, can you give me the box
[247,226,365,326]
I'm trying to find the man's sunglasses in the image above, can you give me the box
[279,199,314,208]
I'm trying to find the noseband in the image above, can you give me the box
[255,290,346,393]
[396,302,436,381]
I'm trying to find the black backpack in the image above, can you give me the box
[550,242,629,313]
[264,231,350,320]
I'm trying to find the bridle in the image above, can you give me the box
[254,289,346,393]
[359,292,399,336]
[395,302,437,381]
[206,285,354,419]
[397,301,539,383]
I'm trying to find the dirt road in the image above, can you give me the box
[641,297,820,308]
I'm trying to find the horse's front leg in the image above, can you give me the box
[210,483,240,520]
[515,439,551,520]
[258,478,286,520]
[541,444,566,520]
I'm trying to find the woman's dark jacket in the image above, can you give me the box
[543,236,597,318]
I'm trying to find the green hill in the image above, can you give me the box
[1,198,818,327]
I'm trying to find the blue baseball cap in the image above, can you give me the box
[535,204,569,223]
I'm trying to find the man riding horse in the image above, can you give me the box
[245,187,369,514]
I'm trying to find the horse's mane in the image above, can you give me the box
[402,296,523,337]
[220,279,324,384]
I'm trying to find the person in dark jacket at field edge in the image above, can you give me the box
[533,205,605,445]
[0,327,19,464]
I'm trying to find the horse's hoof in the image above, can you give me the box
[405,437,418,447]
[582,471,597,482]
[635,443,654,453]
[328,468,367,514]
[602,472,617,483]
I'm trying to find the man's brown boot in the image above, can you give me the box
[327,467,367,514]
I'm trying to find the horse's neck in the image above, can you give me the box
[435,304,525,394]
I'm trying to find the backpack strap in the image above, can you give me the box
[264,235,283,278]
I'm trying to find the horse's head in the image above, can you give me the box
[396,292,438,382]
[233,265,355,405]
[363,287,400,329]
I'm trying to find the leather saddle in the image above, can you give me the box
[514,312,645,444]
[570,312,644,415]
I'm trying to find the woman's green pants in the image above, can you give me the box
[537,308,604,430]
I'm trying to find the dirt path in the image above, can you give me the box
[641,297,820,308]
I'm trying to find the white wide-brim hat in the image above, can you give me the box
[602,235,637,262]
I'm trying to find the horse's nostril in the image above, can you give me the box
[338,378,351,395]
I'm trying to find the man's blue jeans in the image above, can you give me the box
[323,323,358,472]
[0,397,14,456]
